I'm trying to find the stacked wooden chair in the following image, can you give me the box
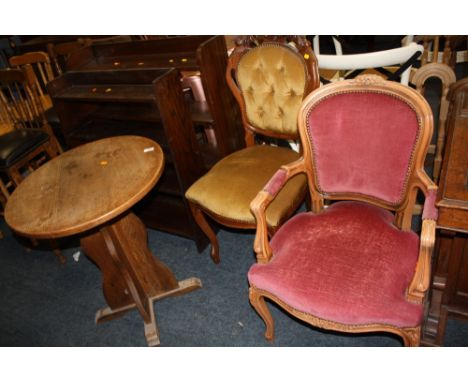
[409,36,457,182]
[0,69,62,203]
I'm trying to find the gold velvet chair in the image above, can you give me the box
[185,36,320,263]
[248,75,438,346]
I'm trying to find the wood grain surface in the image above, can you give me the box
[5,136,164,239]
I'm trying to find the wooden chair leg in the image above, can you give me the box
[188,202,220,264]
[42,141,56,160]
[25,237,65,264]
[42,124,63,155]
[401,326,421,347]
[7,167,23,187]
[0,178,10,201]
[249,287,275,341]
[49,239,66,264]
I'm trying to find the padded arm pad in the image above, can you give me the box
[422,188,438,221]
[263,168,288,197]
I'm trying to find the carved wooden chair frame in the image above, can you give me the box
[249,75,438,346]
[187,36,320,263]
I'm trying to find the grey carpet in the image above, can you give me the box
[0,216,466,347]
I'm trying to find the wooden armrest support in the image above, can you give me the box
[250,159,306,264]
[407,185,438,303]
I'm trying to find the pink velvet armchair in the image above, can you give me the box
[248,74,438,346]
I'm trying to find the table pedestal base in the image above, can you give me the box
[95,277,202,346]
[81,211,202,346]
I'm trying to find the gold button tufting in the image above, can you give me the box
[289,89,296,96]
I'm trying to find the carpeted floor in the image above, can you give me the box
[0,215,467,347]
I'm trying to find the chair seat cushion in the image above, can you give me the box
[248,201,423,328]
[186,145,307,227]
[0,129,50,169]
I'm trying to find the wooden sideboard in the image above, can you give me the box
[422,78,468,346]
[48,68,208,250]
[64,35,244,166]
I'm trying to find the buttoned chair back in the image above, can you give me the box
[248,74,438,346]
[227,37,320,143]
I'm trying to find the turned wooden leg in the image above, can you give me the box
[189,202,220,264]
[49,239,66,264]
[249,287,275,342]
[433,124,445,183]
[81,211,202,346]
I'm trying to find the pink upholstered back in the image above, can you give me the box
[306,91,421,205]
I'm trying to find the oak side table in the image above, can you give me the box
[5,136,202,346]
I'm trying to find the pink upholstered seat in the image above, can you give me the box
[248,201,423,328]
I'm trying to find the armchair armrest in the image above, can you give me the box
[250,159,306,264]
[407,187,438,303]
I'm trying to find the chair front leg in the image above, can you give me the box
[401,326,421,347]
[249,286,275,341]
[189,201,220,264]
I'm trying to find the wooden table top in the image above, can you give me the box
[5,136,164,239]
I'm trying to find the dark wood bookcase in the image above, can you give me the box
[64,35,244,166]
[48,68,209,250]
